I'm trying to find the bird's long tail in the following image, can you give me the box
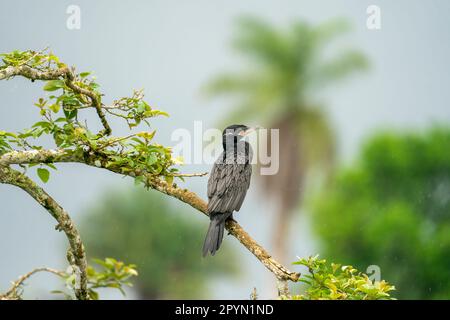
[202,212,231,257]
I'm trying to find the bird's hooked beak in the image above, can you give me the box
[239,126,260,137]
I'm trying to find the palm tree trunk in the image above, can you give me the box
[272,206,292,264]
[263,112,305,263]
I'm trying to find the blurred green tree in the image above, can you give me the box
[81,186,238,299]
[312,127,450,299]
[204,17,368,262]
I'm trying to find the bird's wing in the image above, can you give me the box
[207,158,222,199]
[207,161,252,214]
[234,163,252,211]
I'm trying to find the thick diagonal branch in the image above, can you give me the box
[0,149,300,282]
[0,65,111,135]
[0,165,88,299]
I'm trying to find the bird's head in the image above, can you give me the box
[222,124,257,139]
[222,124,258,150]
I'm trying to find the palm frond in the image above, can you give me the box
[312,18,352,47]
[232,17,293,71]
[201,73,259,97]
[312,49,369,87]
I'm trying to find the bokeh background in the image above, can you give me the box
[0,0,449,299]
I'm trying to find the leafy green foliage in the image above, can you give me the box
[0,49,181,182]
[290,255,395,300]
[1,49,66,69]
[0,130,14,154]
[312,127,450,299]
[107,89,169,129]
[81,188,238,299]
[54,258,138,300]
[87,258,138,299]
[43,80,65,91]
[3,258,137,300]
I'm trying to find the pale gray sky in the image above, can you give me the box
[1,0,449,299]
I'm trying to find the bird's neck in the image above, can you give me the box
[222,135,237,151]
[222,137,251,162]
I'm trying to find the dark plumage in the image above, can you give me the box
[202,124,254,257]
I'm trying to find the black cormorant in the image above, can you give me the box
[202,124,255,256]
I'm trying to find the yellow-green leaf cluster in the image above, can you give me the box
[290,255,395,300]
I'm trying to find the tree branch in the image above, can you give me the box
[0,149,300,283]
[0,267,65,300]
[0,165,88,299]
[0,65,111,135]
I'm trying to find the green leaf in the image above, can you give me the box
[89,82,100,90]
[37,168,50,183]
[45,163,58,170]
[131,137,145,145]
[144,110,169,117]
[134,175,146,186]
[49,103,61,113]
[92,258,109,269]
[105,257,117,269]
[80,72,91,78]
[88,290,99,300]
[146,154,157,166]
[64,109,78,119]
[164,175,174,185]
[136,101,147,113]
[43,80,65,91]
[136,130,155,140]
[32,121,52,129]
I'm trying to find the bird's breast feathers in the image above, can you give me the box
[207,153,252,214]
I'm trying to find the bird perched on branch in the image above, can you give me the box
[203,124,256,256]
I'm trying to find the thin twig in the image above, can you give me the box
[170,172,208,177]
[1,267,65,300]
[19,47,49,66]
[96,133,138,150]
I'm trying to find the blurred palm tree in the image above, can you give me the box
[204,17,368,262]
